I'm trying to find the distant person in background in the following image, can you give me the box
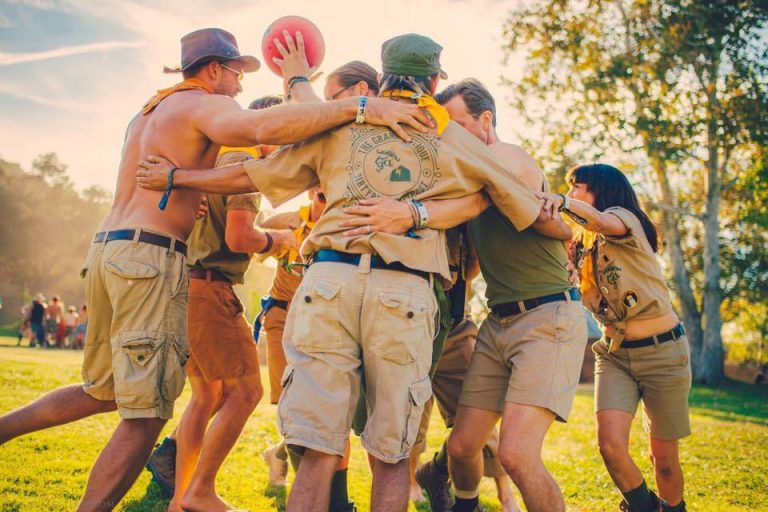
[63,306,80,348]
[46,295,63,346]
[72,305,88,350]
[28,294,46,348]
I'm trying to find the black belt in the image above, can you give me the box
[613,323,686,349]
[312,249,430,281]
[189,268,229,282]
[93,229,187,256]
[491,288,581,318]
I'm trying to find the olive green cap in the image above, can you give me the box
[381,33,448,79]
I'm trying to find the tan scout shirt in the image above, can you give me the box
[243,122,541,280]
[580,207,674,350]
[187,150,261,284]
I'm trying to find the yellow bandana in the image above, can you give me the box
[218,146,262,160]
[281,204,315,264]
[142,78,214,115]
[381,89,450,135]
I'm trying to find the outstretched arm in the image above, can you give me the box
[537,192,627,236]
[137,156,255,195]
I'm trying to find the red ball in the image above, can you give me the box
[262,15,325,76]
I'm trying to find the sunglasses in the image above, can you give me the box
[220,63,244,82]
[325,84,353,101]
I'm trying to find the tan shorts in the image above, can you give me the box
[410,319,505,478]
[278,258,436,463]
[80,232,189,420]
[185,278,259,382]
[593,336,692,439]
[264,303,290,404]
[459,301,587,422]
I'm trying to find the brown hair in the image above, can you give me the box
[327,61,380,95]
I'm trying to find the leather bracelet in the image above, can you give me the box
[556,193,569,212]
[257,232,274,254]
[158,166,178,211]
[411,199,429,229]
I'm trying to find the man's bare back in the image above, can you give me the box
[99,90,220,240]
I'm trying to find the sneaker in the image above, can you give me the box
[415,459,453,512]
[146,436,176,498]
[262,444,289,487]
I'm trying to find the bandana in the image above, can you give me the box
[381,89,450,135]
[142,78,214,115]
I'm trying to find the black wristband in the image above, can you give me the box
[257,232,274,254]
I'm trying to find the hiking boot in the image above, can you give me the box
[619,491,662,512]
[146,436,176,498]
[262,444,289,487]
[415,459,453,512]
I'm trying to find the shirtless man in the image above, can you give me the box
[0,28,429,512]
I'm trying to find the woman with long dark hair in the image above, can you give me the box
[538,163,690,512]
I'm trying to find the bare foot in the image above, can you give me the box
[181,490,242,512]
[410,483,426,503]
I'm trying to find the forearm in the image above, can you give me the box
[563,198,615,233]
[242,98,357,146]
[174,165,257,195]
[227,228,269,254]
[424,193,491,229]
[532,212,573,241]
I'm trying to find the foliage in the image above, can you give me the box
[0,341,766,511]
[0,154,111,325]
[501,0,768,380]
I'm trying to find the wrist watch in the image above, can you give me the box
[557,193,570,212]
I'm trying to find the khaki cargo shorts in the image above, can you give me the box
[80,230,190,420]
[593,335,692,439]
[277,257,436,464]
[186,279,259,382]
[459,301,587,422]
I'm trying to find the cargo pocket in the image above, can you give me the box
[161,334,188,402]
[277,365,296,436]
[402,377,433,452]
[370,291,433,365]
[113,331,163,410]
[292,280,342,351]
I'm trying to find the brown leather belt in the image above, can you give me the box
[189,268,230,282]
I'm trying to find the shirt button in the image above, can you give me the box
[407,311,414,319]
[137,355,145,361]
[304,295,312,303]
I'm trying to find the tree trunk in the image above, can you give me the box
[699,109,725,385]
[650,159,704,374]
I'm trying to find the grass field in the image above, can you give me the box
[0,337,766,511]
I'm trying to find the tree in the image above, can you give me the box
[502,0,768,383]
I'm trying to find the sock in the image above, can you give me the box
[622,480,655,512]
[276,441,288,461]
[662,499,686,512]
[329,469,351,509]
[433,441,449,473]
[452,496,479,512]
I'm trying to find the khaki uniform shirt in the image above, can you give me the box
[187,150,261,284]
[244,122,541,280]
[580,207,674,350]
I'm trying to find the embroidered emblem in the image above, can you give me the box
[602,263,622,288]
[344,127,441,205]
[622,291,638,308]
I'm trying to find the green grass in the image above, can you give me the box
[0,337,766,511]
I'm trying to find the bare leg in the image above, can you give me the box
[167,377,222,512]
[498,403,561,512]
[370,457,409,512]
[78,417,167,512]
[596,410,644,492]
[649,436,684,506]
[447,405,499,495]
[408,448,426,503]
[494,474,522,512]
[180,373,262,512]
[287,448,339,512]
[0,384,116,444]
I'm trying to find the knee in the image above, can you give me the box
[447,431,475,462]
[598,435,629,466]
[650,452,678,479]
[227,384,263,409]
[497,444,536,481]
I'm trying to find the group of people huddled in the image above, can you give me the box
[19,293,88,349]
[0,27,691,512]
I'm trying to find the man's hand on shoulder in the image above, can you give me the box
[364,99,434,142]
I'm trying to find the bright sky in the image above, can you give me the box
[0,0,524,197]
